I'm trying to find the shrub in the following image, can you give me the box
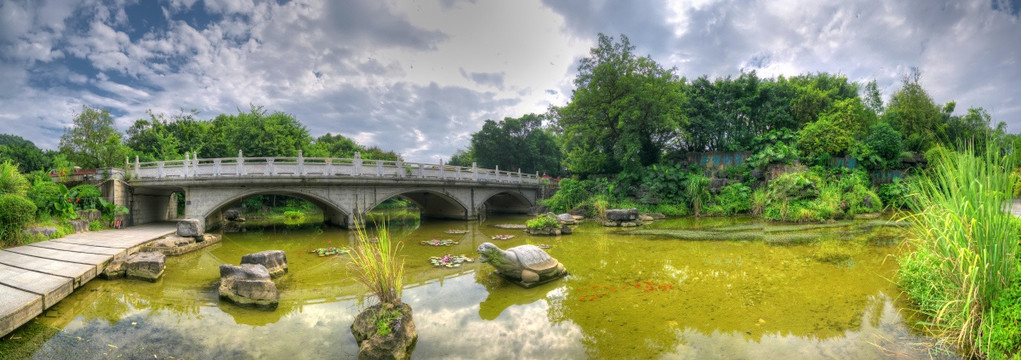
[0,194,37,246]
[750,188,767,216]
[87,220,103,231]
[878,177,911,210]
[711,182,752,215]
[526,213,560,230]
[28,180,75,219]
[899,142,1017,357]
[0,160,29,196]
[541,179,588,213]
[69,184,102,210]
[987,262,1021,360]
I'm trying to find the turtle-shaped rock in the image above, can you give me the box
[477,242,567,288]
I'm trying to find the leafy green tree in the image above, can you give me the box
[0,134,50,173]
[58,105,129,169]
[553,33,685,176]
[863,122,904,168]
[797,119,852,160]
[819,97,874,139]
[862,80,884,116]
[126,111,181,161]
[788,73,859,126]
[470,114,560,175]
[885,70,942,152]
[306,133,361,158]
[203,106,311,158]
[447,148,473,167]
[0,160,29,196]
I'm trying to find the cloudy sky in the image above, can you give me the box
[1,0,1019,162]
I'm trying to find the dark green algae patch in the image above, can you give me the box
[2,215,948,360]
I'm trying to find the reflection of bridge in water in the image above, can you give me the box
[121,152,543,229]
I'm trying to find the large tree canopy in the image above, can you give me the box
[59,105,128,169]
[553,33,685,176]
[470,114,560,175]
[203,106,311,158]
[0,134,50,173]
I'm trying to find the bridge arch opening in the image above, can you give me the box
[364,190,468,222]
[480,191,533,215]
[202,191,351,230]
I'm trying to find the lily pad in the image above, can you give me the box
[491,234,515,240]
[444,229,469,234]
[310,247,350,256]
[420,239,459,246]
[429,254,474,268]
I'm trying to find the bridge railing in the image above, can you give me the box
[127,151,540,185]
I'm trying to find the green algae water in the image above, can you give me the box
[2,215,950,359]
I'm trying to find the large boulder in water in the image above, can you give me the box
[605,208,638,222]
[218,264,278,309]
[177,219,202,237]
[125,252,166,282]
[351,302,417,360]
[241,250,288,278]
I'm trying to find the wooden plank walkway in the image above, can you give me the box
[0,222,176,338]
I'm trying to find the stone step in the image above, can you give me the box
[0,250,96,288]
[0,263,73,308]
[0,284,42,339]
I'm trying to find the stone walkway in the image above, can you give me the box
[0,222,176,338]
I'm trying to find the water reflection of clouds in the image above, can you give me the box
[661,294,944,359]
[404,273,584,356]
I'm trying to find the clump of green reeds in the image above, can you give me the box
[348,216,405,305]
[899,143,1018,357]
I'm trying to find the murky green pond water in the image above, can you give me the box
[3,215,947,359]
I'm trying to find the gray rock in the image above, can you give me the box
[493,223,527,229]
[351,302,418,360]
[638,214,655,222]
[101,258,126,279]
[556,213,576,225]
[75,209,102,222]
[219,264,279,309]
[126,252,166,282]
[241,250,288,278]
[224,208,245,222]
[605,208,639,222]
[177,219,202,237]
[477,242,567,288]
[22,226,57,238]
[648,213,667,219]
[69,219,89,233]
[144,234,221,256]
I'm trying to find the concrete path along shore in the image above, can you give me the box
[0,223,176,338]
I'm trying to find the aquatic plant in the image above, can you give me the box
[491,234,515,240]
[348,218,405,305]
[526,213,560,230]
[899,143,1018,358]
[419,239,458,246]
[443,229,469,234]
[311,247,350,256]
[428,254,473,268]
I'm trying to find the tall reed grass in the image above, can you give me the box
[899,143,1018,357]
[348,217,405,305]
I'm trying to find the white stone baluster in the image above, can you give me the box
[396,159,404,177]
[353,151,362,176]
[214,159,221,176]
[237,150,244,176]
[518,168,522,184]
[157,161,165,178]
[134,156,140,177]
[376,160,383,177]
[472,162,478,181]
[298,150,305,176]
[184,152,190,178]
[439,160,445,179]
[269,158,275,175]
[326,158,333,176]
[416,163,423,178]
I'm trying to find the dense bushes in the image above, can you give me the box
[70,184,102,210]
[761,169,882,222]
[28,180,75,219]
[0,194,37,246]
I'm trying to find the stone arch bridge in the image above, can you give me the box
[121,152,543,230]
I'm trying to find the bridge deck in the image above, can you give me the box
[0,223,176,338]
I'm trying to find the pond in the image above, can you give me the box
[3,215,950,359]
